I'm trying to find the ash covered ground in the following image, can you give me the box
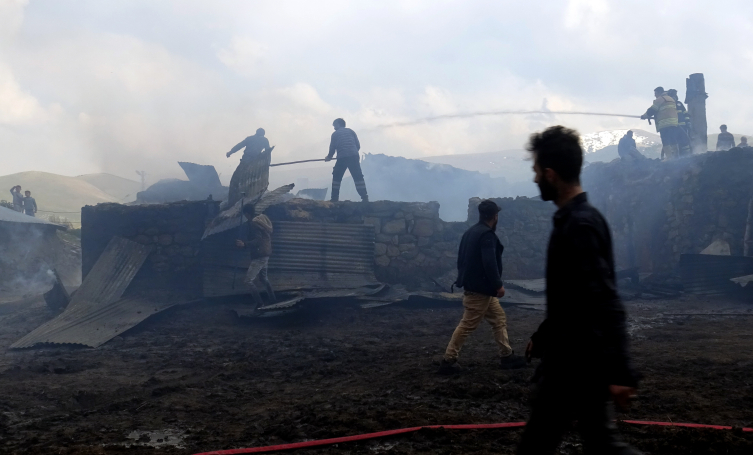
[0,295,752,454]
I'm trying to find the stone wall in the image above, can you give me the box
[582,148,753,273]
[81,200,219,298]
[264,199,466,287]
[265,197,553,287]
[468,197,555,279]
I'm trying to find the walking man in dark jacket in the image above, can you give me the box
[22,191,37,217]
[518,126,642,455]
[325,118,368,202]
[439,199,526,374]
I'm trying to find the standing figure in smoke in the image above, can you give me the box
[667,89,692,157]
[439,199,527,374]
[22,191,37,217]
[716,124,736,151]
[227,128,272,162]
[235,205,276,311]
[641,86,680,160]
[518,126,642,455]
[9,186,24,212]
[325,118,368,202]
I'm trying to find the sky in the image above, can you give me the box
[2,0,753,184]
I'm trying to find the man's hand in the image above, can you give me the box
[496,286,506,298]
[226,151,232,158]
[640,115,647,120]
[609,385,637,410]
[235,240,245,248]
[324,156,332,162]
[525,339,534,363]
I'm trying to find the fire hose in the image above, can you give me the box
[194,420,753,454]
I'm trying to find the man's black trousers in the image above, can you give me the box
[517,380,642,455]
[331,156,368,202]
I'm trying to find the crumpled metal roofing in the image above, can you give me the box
[680,254,753,295]
[227,151,271,208]
[202,184,294,240]
[0,206,66,230]
[12,237,154,348]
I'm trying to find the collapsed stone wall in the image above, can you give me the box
[582,148,753,273]
[81,200,219,298]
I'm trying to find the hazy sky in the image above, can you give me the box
[2,0,752,183]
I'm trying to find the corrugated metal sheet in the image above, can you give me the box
[202,184,294,240]
[0,206,66,230]
[679,254,753,295]
[202,221,378,297]
[11,297,184,348]
[227,152,270,208]
[12,237,153,348]
[179,161,222,187]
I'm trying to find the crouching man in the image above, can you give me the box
[235,205,276,310]
[439,199,526,374]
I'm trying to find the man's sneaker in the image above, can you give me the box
[500,352,527,370]
[438,359,461,375]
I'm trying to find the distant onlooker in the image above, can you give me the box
[739,137,749,148]
[9,185,23,212]
[22,191,37,217]
[716,125,736,151]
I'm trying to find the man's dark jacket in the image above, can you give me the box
[455,221,504,296]
[530,193,639,388]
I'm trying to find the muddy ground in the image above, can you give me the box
[0,293,752,454]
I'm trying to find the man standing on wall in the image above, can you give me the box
[439,199,527,374]
[235,205,276,311]
[641,87,680,160]
[716,125,736,151]
[9,186,23,212]
[22,191,37,217]
[518,126,642,455]
[227,128,273,162]
[325,118,368,202]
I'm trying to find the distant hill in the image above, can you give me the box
[0,172,118,225]
[75,173,141,202]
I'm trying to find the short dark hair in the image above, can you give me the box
[654,86,664,93]
[333,118,346,128]
[720,124,728,130]
[526,126,583,184]
[256,128,265,136]
[478,199,500,222]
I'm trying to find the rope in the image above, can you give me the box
[193,420,752,454]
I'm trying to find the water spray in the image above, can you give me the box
[371,110,643,129]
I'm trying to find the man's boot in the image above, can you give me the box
[438,358,461,375]
[500,351,527,370]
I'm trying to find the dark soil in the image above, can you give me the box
[0,294,752,454]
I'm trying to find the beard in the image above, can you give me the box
[537,178,558,201]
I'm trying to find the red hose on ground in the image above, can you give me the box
[194,420,752,455]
